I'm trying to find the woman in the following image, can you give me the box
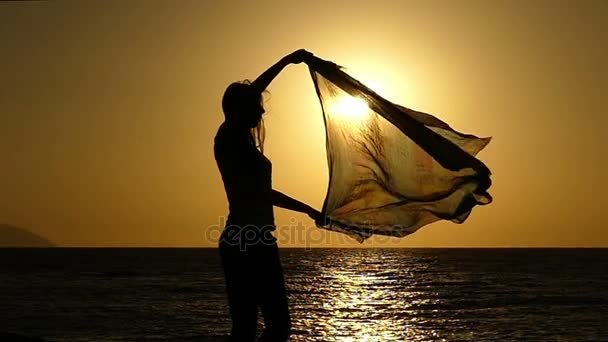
[214,49,321,342]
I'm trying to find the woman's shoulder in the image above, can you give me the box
[214,121,229,140]
[214,122,236,145]
[214,123,250,156]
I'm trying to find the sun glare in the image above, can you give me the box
[329,95,370,122]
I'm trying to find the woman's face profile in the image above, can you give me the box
[223,83,265,128]
[241,94,264,128]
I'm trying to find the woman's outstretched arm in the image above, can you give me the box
[272,189,321,221]
[251,49,313,93]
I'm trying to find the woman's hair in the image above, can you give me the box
[253,116,266,154]
[222,80,267,153]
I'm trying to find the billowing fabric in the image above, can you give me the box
[307,56,492,242]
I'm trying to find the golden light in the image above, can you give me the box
[304,254,446,341]
[329,95,370,123]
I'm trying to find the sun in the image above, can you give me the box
[329,95,370,123]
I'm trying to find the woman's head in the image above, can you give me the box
[222,81,265,128]
[221,81,267,152]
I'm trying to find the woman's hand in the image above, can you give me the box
[252,49,313,93]
[306,207,324,226]
[283,49,313,65]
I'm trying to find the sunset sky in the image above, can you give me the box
[1,0,606,247]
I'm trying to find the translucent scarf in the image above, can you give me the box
[307,56,492,242]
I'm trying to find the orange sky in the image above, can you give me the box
[1,0,606,247]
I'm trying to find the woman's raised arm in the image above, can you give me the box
[251,49,313,93]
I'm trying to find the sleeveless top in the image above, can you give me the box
[214,123,275,238]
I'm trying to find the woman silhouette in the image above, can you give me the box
[214,49,321,342]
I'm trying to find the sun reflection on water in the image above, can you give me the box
[290,251,447,341]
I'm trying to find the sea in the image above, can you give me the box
[1,248,607,341]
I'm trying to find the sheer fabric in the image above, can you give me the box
[307,56,492,242]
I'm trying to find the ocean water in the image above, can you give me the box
[1,248,607,341]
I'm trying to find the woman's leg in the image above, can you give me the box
[257,245,291,342]
[220,244,258,342]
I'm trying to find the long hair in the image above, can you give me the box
[222,81,267,154]
[253,115,266,154]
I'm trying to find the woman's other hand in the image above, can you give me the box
[306,207,324,226]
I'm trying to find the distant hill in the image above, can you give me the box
[0,224,55,247]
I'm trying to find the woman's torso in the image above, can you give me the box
[214,123,275,237]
